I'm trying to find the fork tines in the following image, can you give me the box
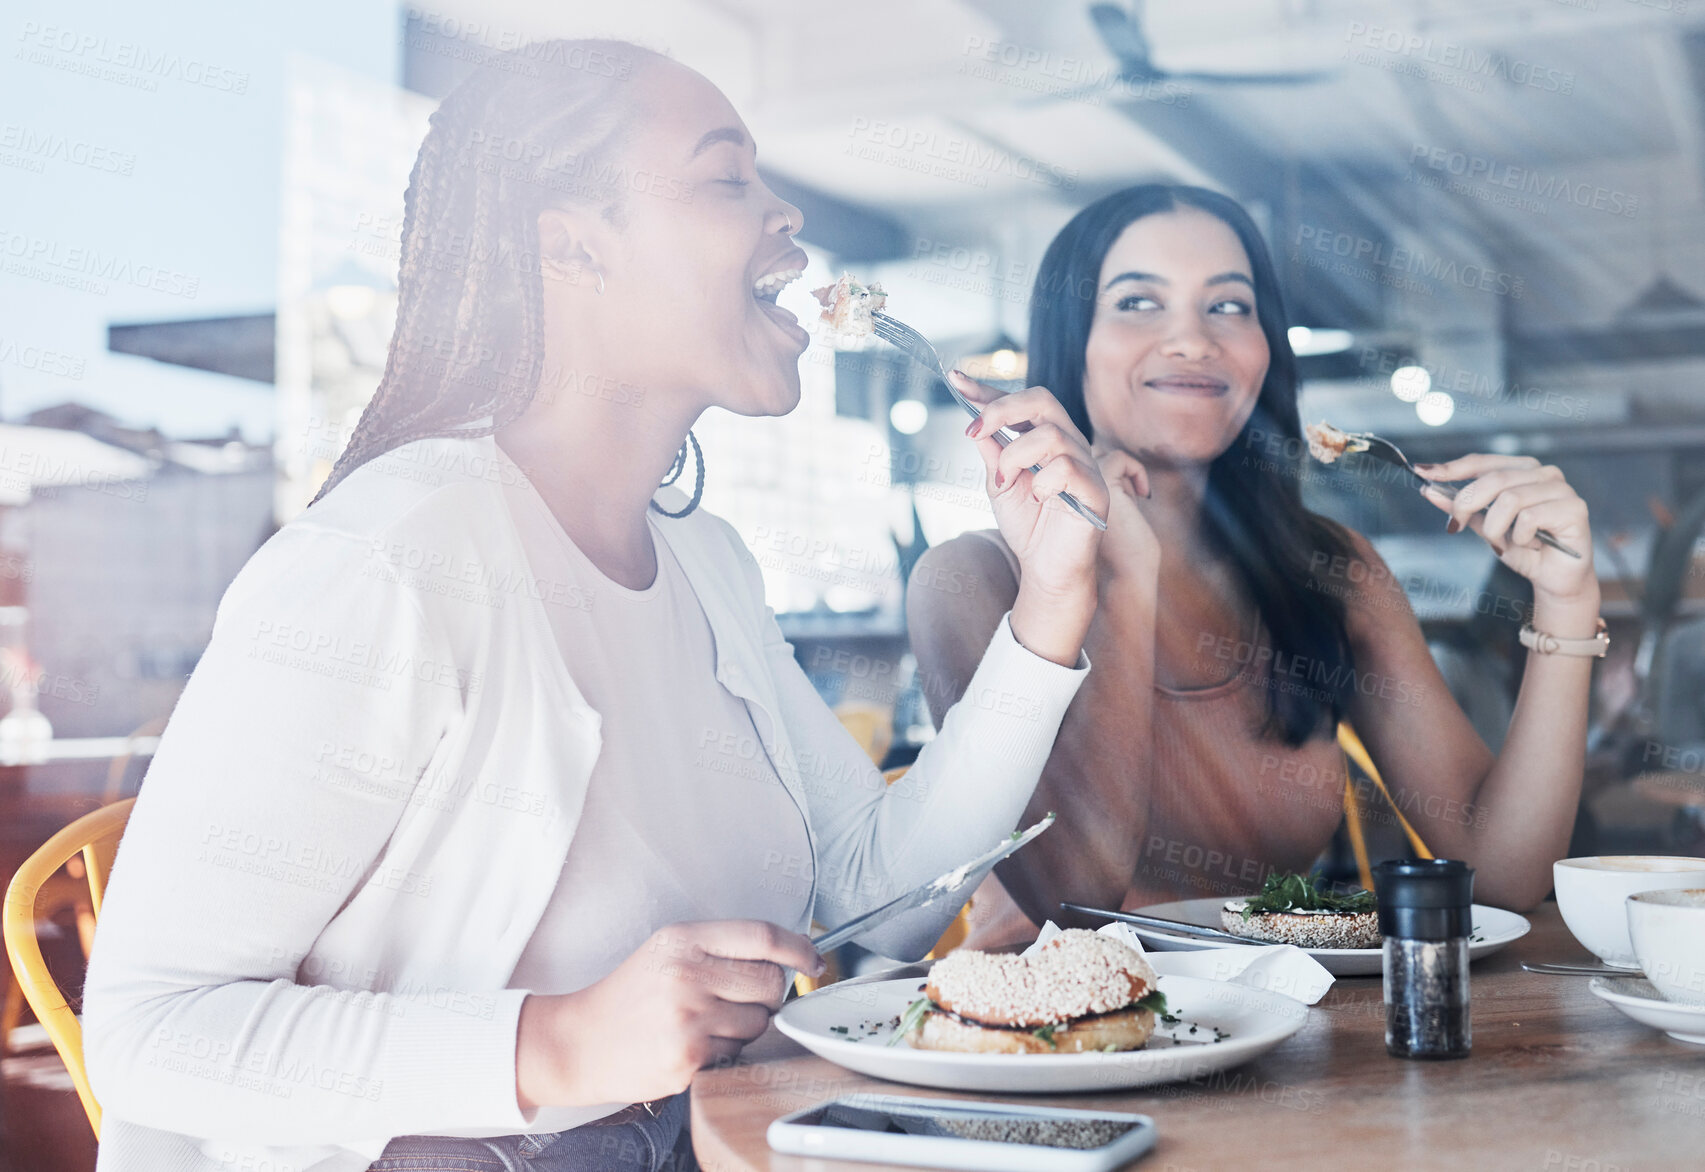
[868,312,905,337]
[869,310,911,340]
[870,313,941,370]
[872,318,924,351]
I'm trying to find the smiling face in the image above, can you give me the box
[1081,206,1270,468]
[540,58,808,418]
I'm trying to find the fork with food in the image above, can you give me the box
[814,272,1109,532]
[1305,421,1582,560]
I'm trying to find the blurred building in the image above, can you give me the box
[0,405,272,738]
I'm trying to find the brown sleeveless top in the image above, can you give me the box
[957,531,1349,950]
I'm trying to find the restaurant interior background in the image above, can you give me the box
[5,0,1705,1165]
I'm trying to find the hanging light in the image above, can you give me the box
[890,399,928,435]
[1288,326,1354,356]
[958,334,1028,383]
[1391,365,1431,403]
[1417,390,1456,426]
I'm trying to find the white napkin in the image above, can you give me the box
[1027,920,1336,1006]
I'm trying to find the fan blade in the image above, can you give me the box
[1088,1,1157,78]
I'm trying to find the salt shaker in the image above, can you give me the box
[1373,858,1474,1060]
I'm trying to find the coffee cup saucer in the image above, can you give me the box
[1590,974,1705,1044]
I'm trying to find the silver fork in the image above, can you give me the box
[870,312,1107,531]
[1346,430,1582,560]
[1521,961,1632,977]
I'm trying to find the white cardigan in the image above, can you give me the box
[81,433,1088,1172]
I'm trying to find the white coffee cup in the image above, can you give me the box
[1553,856,1705,968]
[1628,889,1705,1005]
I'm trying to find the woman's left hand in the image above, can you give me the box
[1417,454,1596,604]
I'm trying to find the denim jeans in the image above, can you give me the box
[368,1092,696,1172]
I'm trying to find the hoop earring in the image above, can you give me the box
[650,430,705,518]
[594,271,606,296]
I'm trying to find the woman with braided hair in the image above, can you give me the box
[80,39,1109,1172]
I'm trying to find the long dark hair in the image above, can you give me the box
[1029,184,1357,745]
[313,40,663,502]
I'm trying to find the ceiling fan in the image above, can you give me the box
[1085,0,1338,89]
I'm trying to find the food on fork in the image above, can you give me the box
[1304,420,1372,465]
[1221,871,1381,949]
[896,929,1165,1054]
[811,273,888,337]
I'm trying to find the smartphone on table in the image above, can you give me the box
[767,1093,1156,1171]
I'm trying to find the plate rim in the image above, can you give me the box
[1125,896,1530,958]
[775,972,1308,1066]
[1589,974,1705,1017]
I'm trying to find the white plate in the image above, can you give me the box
[774,974,1307,1094]
[1590,975,1705,1044]
[1118,898,1530,976]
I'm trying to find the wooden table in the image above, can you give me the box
[691,906,1703,1171]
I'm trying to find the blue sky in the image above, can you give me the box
[1,0,399,440]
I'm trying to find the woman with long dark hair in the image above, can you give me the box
[910,184,1601,949]
[80,42,1109,1172]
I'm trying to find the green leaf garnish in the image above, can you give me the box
[1241,871,1374,918]
[1135,988,1168,1017]
[1032,1023,1058,1048]
[888,996,935,1047]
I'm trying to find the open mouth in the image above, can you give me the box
[752,267,803,303]
[752,267,809,348]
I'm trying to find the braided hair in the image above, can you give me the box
[312,39,665,503]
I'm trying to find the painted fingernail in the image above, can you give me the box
[1446,518,1461,535]
[1415,462,1438,472]
[994,470,1005,489]
[966,419,980,437]
[811,955,827,977]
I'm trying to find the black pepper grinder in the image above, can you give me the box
[1373,858,1474,1060]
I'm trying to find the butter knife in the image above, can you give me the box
[1059,901,1247,943]
[811,813,1055,954]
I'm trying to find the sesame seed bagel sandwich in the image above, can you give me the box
[898,929,1166,1055]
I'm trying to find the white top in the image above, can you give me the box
[81,433,1090,1172]
[507,496,810,1134]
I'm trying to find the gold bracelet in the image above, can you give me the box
[1518,617,1608,658]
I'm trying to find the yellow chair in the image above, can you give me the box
[3,797,135,1138]
[1338,722,1433,890]
[2,719,161,1059]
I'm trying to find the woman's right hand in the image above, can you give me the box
[515,920,824,1110]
